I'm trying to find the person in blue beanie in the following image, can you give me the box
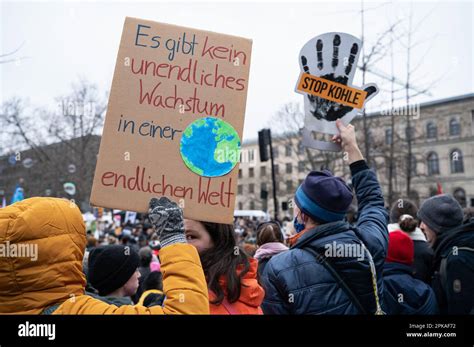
[261,119,389,314]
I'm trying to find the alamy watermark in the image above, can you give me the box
[18,321,55,340]
[380,102,421,120]
[0,241,38,261]
[324,241,365,261]
[214,147,258,165]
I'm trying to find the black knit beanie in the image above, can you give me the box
[88,245,139,296]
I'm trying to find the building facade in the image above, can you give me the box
[0,135,100,211]
[237,93,474,220]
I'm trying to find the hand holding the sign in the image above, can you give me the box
[148,197,186,248]
[332,119,363,164]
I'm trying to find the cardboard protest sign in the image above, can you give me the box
[90,17,252,224]
[295,32,378,151]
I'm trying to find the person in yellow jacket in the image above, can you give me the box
[0,196,209,315]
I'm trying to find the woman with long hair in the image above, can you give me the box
[254,221,289,281]
[184,219,264,314]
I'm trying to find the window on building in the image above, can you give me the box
[238,202,243,210]
[298,161,305,173]
[285,144,292,156]
[249,183,255,194]
[250,201,255,210]
[453,188,467,207]
[286,180,293,193]
[385,128,393,145]
[286,163,292,174]
[367,129,374,146]
[426,121,437,139]
[405,126,415,140]
[450,149,464,173]
[273,146,279,158]
[273,164,279,175]
[427,152,440,176]
[249,167,254,178]
[449,118,461,136]
[297,141,305,155]
[261,182,267,191]
[238,169,242,179]
[260,166,266,177]
[237,185,243,194]
[248,149,255,162]
[471,110,474,136]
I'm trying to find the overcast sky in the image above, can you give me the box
[1,0,473,141]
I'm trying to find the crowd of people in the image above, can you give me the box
[0,119,473,315]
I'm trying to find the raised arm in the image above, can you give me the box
[333,119,389,258]
[56,197,209,315]
[56,242,209,314]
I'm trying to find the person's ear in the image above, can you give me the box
[301,212,307,223]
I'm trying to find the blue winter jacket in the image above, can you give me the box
[383,262,438,314]
[261,162,389,314]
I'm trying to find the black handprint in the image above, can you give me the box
[301,34,377,122]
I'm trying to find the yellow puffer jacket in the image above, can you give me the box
[0,197,209,314]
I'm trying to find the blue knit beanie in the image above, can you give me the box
[294,170,353,223]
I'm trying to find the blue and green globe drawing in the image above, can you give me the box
[180,117,241,177]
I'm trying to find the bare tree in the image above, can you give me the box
[359,2,402,166]
[0,98,49,159]
[268,102,342,173]
[0,42,28,65]
[401,4,439,197]
[0,79,107,208]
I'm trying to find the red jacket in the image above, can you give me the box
[209,258,264,314]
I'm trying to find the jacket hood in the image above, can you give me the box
[254,242,289,260]
[434,218,474,263]
[387,223,427,242]
[383,262,438,315]
[0,197,87,314]
[212,258,265,308]
[383,262,414,276]
[237,258,265,307]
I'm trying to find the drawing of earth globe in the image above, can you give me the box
[180,117,241,177]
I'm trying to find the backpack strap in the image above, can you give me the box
[302,247,368,315]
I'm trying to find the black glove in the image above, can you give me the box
[148,197,186,248]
